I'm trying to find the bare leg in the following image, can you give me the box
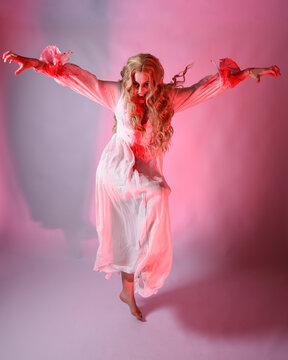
[120,272,144,321]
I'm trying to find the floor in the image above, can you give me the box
[1,243,288,360]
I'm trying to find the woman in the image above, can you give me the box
[3,46,281,321]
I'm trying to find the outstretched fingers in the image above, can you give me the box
[3,51,11,62]
[270,65,281,77]
[3,51,17,63]
[264,65,281,78]
[2,51,10,61]
[3,51,28,76]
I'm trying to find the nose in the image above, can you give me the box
[138,86,145,96]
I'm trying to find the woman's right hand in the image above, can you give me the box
[2,51,42,75]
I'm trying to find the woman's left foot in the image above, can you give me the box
[119,291,145,321]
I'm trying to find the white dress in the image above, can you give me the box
[36,46,241,297]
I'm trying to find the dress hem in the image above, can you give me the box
[93,264,165,297]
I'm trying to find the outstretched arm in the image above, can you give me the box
[170,58,281,113]
[3,46,122,111]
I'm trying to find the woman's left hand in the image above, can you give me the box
[249,65,281,83]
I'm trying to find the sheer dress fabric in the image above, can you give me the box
[35,46,241,297]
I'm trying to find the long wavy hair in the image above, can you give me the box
[114,53,191,152]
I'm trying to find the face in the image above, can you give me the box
[132,72,150,104]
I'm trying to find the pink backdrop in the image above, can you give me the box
[0,0,287,261]
[1,0,287,265]
[0,1,288,359]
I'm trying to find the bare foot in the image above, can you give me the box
[120,291,145,322]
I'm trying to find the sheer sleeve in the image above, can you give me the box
[34,45,122,112]
[170,58,243,113]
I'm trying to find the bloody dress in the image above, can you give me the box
[35,45,242,297]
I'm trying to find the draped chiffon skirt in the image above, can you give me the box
[93,134,172,297]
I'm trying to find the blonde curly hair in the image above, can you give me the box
[114,53,191,152]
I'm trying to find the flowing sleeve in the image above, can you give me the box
[34,45,122,112]
[170,58,243,113]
